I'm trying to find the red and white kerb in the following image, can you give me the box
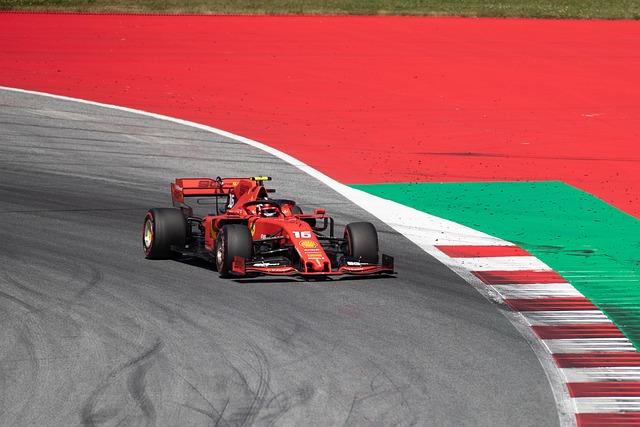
[436,245,640,427]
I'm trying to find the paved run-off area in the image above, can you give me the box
[1,14,639,217]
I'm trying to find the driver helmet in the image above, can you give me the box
[257,203,278,217]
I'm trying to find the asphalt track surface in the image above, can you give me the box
[0,90,559,426]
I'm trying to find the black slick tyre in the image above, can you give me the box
[215,224,253,277]
[142,208,186,259]
[344,222,379,264]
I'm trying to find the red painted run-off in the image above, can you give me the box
[1,14,639,217]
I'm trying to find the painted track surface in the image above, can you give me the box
[1,14,639,217]
[0,90,559,426]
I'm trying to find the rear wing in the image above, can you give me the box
[171,177,235,205]
[170,176,272,205]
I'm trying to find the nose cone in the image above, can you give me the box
[305,259,330,273]
[294,237,329,272]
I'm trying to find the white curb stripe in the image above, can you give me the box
[492,283,581,299]
[524,311,613,326]
[453,256,551,271]
[573,397,640,413]
[563,367,640,382]
[545,339,635,354]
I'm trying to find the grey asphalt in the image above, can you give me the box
[0,89,559,426]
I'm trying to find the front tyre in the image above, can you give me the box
[215,224,253,277]
[142,208,186,259]
[344,222,379,264]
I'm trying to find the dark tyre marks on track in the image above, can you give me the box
[0,90,559,426]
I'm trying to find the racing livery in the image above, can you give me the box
[142,176,394,278]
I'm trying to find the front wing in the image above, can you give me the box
[230,254,395,278]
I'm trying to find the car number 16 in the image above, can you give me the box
[292,231,312,238]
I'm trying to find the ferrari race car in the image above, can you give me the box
[142,176,394,278]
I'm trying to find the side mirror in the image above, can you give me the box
[314,208,326,215]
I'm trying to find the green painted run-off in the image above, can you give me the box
[352,181,640,348]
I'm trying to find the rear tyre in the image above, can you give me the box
[143,208,187,259]
[215,224,253,277]
[344,222,379,264]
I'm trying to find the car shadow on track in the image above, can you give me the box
[172,256,300,284]
[233,274,396,285]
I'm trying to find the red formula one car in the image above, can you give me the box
[142,176,394,278]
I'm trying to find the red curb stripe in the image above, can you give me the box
[555,352,640,368]
[505,297,597,311]
[436,245,530,258]
[577,413,640,426]
[474,270,566,285]
[569,382,640,397]
[533,324,624,339]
